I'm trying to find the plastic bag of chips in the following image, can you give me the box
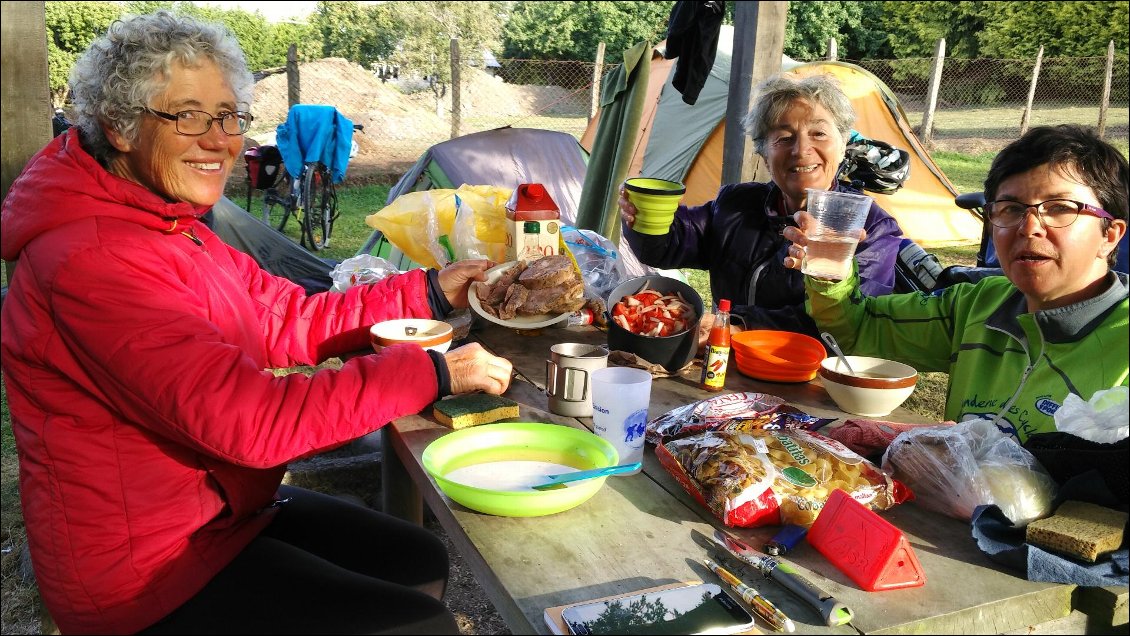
[656,427,910,527]
[645,392,833,444]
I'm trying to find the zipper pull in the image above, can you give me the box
[181,227,203,246]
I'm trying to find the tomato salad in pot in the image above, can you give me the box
[610,288,697,337]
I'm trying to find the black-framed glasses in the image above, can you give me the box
[145,107,253,136]
[984,198,1114,228]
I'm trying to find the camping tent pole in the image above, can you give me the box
[722,1,787,185]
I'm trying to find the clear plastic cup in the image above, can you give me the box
[801,188,874,280]
[590,367,652,475]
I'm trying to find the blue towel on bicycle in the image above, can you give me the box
[275,104,354,184]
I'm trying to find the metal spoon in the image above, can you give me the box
[820,332,856,375]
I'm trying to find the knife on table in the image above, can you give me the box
[713,529,854,627]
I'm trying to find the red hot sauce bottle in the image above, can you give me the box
[700,299,731,392]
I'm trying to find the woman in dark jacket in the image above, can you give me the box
[619,73,904,347]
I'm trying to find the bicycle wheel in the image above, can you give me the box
[261,171,294,231]
[301,164,336,250]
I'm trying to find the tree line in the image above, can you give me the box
[45,0,1129,105]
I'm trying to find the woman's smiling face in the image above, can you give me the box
[105,59,243,206]
[764,98,847,212]
[993,163,1125,312]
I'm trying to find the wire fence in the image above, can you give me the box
[241,52,1129,185]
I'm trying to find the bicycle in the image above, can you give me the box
[245,121,363,251]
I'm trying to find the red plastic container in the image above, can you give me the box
[807,489,926,591]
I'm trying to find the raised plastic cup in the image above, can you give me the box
[589,367,652,475]
[801,188,874,280]
[624,177,686,235]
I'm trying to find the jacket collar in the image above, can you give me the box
[987,271,1129,343]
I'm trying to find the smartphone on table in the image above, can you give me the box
[561,582,756,635]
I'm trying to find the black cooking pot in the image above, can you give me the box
[606,275,705,373]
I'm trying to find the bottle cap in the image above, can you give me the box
[718,299,731,312]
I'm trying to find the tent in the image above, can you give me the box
[581,26,983,247]
[363,126,661,278]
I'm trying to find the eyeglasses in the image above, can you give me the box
[984,198,1114,228]
[145,108,253,136]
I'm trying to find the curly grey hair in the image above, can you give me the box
[741,74,856,158]
[68,10,253,163]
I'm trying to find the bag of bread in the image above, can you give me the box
[656,427,909,527]
[882,419,1058,525]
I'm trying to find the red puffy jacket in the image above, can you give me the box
[0,129,442,634]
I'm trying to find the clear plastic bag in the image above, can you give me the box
[1054,386,1129,444]
[329,254,401,292]
[562,226,628,300]
[882,419,1057,525]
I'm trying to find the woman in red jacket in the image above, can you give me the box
[0,10,510,634]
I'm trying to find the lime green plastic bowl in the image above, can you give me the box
[422,422,619,517]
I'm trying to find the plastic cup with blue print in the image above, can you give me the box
[801,188,873,280]
[590,367,652,475]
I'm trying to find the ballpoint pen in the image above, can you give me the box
[704,557,795,633]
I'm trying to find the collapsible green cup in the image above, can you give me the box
[624,177,686,235]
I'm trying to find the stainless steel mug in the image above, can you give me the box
[545,343,609,417]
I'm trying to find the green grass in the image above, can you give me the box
[931,150,998,195]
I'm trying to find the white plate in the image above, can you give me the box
[468,261,570,329]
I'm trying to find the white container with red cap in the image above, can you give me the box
[505,183,561,262]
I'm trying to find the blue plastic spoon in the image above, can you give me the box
[531,462,642,490]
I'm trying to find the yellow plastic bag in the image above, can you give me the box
[365,185,511,269]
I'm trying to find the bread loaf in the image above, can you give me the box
[1025,500,1128,563]
[433,394,519,429]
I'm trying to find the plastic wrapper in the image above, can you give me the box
[365,185,511,269]
[645,392,832,444]
[562,227,628,301]
[882,418,1057,525]
[656,427,908,528]
[329,254,401,292]
[1053,386,1128,444]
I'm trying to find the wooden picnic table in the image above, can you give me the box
[380,322,1127,634]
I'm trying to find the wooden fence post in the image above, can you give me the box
[590,42,606,121]
[1098,40,1115,139]
[286,44,300,108]
[1019,45,1044,137]
[827,37,837,62]
[918,38,946,147]
[2,0,51,286]
[450,38,461,139]
[723,1,787,186]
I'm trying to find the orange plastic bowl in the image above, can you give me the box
[731,330,825,382]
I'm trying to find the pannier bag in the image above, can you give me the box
[244,145,283,190]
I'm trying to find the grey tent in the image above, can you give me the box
[206,196,334,294]
[363,127,658,278]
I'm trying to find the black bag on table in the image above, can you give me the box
[1023,432,1129,507]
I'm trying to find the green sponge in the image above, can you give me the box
[432,394,519,429]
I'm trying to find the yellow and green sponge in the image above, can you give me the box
[432,394,519,429]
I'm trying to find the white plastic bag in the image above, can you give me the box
[329,254,401,292]
[1054,386,1129,444]
[882,419,1057,525]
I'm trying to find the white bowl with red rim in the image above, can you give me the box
[818,355,918,416]
[370,319,453,353]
